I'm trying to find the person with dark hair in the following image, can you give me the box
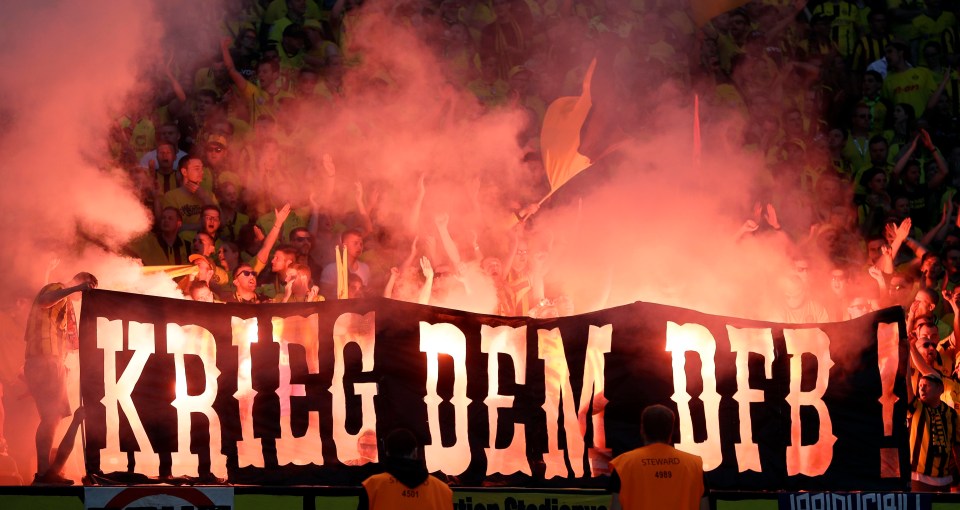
[198,205,223,245]
[161,156,219,230]
[258,244,299,299]
[852,10,893,72]
[851,135,892,201]
[140,124,187,171]
[860,70,889,133]
[888,102,917,148]
[890,129,950,230]
[277,23,306,76]
[224,263,268,303]
[843,103,875,172]
[358,429,452,510]
[129,206,190,266]
[187,279,216,303]
[608,405,706,510]
[24,271,98,485]
[221,37,294,125]
[857,166,892,234]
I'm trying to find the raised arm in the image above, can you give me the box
[406,173,426,236]
[38,276,97,308]
[922,129,951,189]
[253,203,291,273]
[891,135,920,180]
[502,225,522,277]
[307,154,337,237]
[469,230,483,262]
[162,54,187,104]
[875,243,896,275]
[220,37,249,91]
[927,71,951,114]
[434,213,463,268]
[353,181,374,237]
[909,336,937,377]
[383,267,399,298]
[417,256,434,305]
[944,289,960,352]
[919,201,953,249]
[887,218,913,268]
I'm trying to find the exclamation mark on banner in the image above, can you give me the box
[877,322,900,478]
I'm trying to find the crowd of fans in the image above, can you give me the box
[8,0,960,487]
[109,0,960,334]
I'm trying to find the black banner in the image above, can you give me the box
[78,290,909,490]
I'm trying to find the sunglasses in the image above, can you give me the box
[293,236,312,241]
[236,270,256,277]
[923,342,937,349]
[207,146,225,153]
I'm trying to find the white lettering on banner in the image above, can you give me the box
[784,329,836,476]
[168,323,224,476]
[232,317,264,468]
[727,326,774,473]
[84,291,901,485]
[330,313,378,464]
[421,322,472,475]
[481,325,531,476]
[877,322,901,478]
[538,325,611,478]
[98,319,157,473]
[667,322,723,471]
[877,322,900,435]
[275,314,324,466]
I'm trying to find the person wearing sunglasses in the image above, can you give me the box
[224,264,268,303]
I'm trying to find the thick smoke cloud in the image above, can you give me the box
[0,1,161,298]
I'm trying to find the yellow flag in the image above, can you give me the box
[690,0,750,27]
[140,264,198,279]
[540,58,596,197]
[336,246,349,300]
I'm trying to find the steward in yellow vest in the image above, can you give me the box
[357,429,452,510]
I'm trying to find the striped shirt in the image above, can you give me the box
[811,1,861,56]
[23,283,71,359]
[852,34,893,71]
[909,398,960,479]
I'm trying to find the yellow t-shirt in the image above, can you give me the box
[610,442,705,510]
[882,66,938,117]
[363,472,452,510]
[161,187,218,226]
[241,80,296,125]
